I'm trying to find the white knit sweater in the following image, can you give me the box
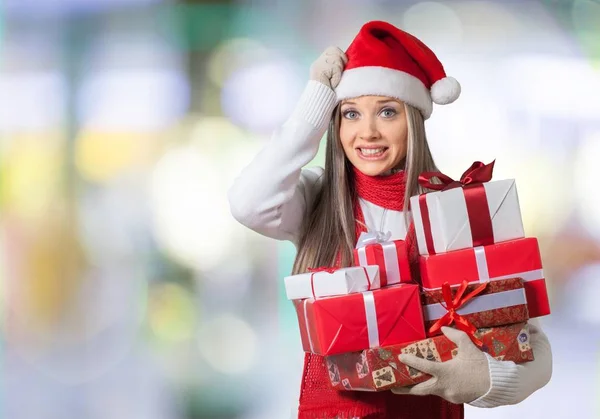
[228,80,552,408]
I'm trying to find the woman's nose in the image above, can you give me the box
[358,118,380,141]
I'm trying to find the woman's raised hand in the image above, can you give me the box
[309,46,348,89]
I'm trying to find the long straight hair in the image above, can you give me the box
[292,103,438,275]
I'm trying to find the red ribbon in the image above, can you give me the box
[418,160,495,191]
[418,161,496,254]
[428,280,488,348]
[306,266,372,299]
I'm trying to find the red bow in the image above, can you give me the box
[306,266,372,299]
[428,280,488,348]
[418,160,495,191]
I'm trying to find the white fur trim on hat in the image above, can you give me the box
[430,76,461,105]
[335,66,433,119]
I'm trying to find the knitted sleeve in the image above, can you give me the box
[468,317,553,408]
[228,81,337,244]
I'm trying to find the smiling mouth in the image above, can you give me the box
[357,147,388,159]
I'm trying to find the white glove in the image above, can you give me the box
[391,326,491,405]
[309,46,348,89]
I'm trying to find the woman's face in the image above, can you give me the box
[339,95,408,177]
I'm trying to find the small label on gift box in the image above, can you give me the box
[372,367,396,388]
[356,352,369,378]
[417,339,442,362]
[518,328,531,352]
[342,378,352,390]
[400,343,425,379]
[327,360,340,385]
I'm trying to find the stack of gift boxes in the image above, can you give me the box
[284,161,550,392]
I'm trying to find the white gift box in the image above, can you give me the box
[410,179,525,255]
[284,266,380,300]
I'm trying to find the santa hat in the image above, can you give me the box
[335,21,460,119]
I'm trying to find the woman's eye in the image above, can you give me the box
[343,110,359,119]
[381,108,397,118]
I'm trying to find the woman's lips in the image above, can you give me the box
[357,147,389,160]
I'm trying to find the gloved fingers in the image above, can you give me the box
[330,70,342,89]
[440,326,481,356]
[390,377,439,396]
[399,353,441,375]
[310,46,347,88]
[323,63,344,79]
[324,46,348,64]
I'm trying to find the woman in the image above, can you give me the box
[229,21,552,419]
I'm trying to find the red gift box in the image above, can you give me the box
[419,238,550,318]
[293,284,426,356]
[422,278,529,340]
[325,322,534,391]
[353,235,411,286]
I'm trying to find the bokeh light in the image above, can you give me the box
[574,129,600,241]
[148,282,196,343]
[504,54,600,118]
[563,263,600,325]
[75,130,159,184]
[0,72,66,133]
[198,314,258,375]
[1,134,63,220]
[207,38,272,88]
[78,69,189,131]
[451,1,522,45]
[221,61,304,134]
[571,0,600,62]
[402,2,463,45]
[151,142,234,271]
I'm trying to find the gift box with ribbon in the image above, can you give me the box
[422,278,529,345]
[325,322,534,391]
[293,283,426,356]
[353,231,412,286]
[410,161,525,256]
[284,266,380,300]
[419,237,550,318]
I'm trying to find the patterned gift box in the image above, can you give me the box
[410,161,525,256]
[422,277,529,337]
[353,231,412,286]
[419,237,550,318]
[293,284,426,356]
[325,322,534,391]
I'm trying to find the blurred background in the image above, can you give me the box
[0,0,598,417]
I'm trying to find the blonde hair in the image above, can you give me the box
[292,103,438,275]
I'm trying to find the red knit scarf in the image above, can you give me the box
[297,167,463,419]
[353,166,407,240]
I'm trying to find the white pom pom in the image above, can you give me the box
[430,76,461,105]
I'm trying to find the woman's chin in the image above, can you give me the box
[353,162,391,177]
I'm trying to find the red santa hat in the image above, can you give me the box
[336,21,460,119]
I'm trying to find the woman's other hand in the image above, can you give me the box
[309,46,348,89]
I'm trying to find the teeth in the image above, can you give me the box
[360,148,385,156]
